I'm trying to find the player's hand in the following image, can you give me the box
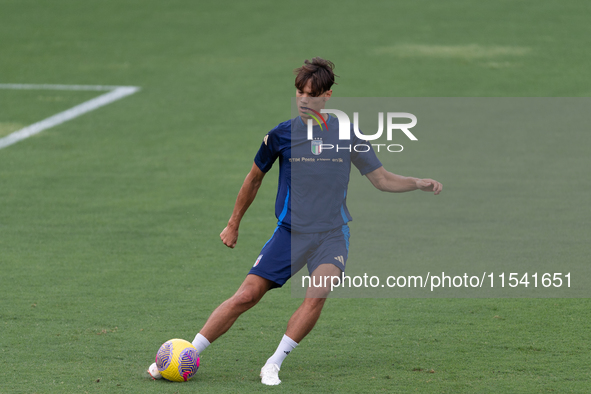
[416,178,443,195]
[220,224,239,248]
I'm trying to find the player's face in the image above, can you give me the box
[296,80,332,120]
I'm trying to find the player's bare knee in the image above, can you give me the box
[231,288,261,310]
[305,285,332,300]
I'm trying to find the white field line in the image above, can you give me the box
[0,84,140,150]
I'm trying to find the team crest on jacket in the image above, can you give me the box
[311,139,322,155]
[253,254,263,267]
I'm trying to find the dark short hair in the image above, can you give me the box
[294,57,338,96]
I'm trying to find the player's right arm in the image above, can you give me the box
[220,162,266,248]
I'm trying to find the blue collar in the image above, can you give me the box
[298,114,331,127]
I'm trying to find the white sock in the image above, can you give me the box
[192,333,210,354]
[265,334,298,368]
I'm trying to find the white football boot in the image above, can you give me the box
[147,362,162,380]
[260,363,281,385]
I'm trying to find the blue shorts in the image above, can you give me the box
[249,225,350,288]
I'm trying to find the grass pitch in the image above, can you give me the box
[1,1,590,393]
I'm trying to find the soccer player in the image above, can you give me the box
[148,57,442,385]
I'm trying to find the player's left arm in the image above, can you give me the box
[365,166,442,195]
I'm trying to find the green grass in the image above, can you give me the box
[1,0,590,393]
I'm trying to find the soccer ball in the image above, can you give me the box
[155,339,200,382]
